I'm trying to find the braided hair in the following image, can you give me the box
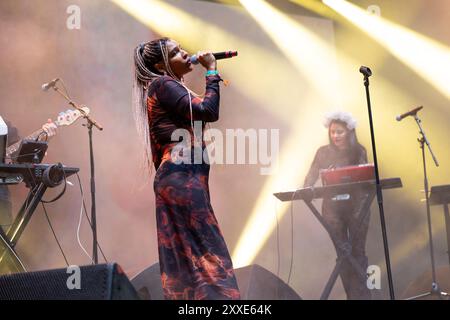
[133,38,202,174]
[132,37,178,173]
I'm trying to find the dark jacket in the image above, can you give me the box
[304,144,368,188]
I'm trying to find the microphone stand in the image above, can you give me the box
[360,66,396,300]
[405,114,448,300]
[50,84,103,264]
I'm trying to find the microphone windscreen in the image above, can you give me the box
[190,55,199,65]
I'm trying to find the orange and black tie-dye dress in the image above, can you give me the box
[147,75,240,300]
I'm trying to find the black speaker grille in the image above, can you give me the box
[0,263,138,300]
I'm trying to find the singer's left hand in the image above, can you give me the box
[41,118,58,140]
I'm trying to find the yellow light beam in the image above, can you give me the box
[289,0,339,20]
[232,93,331,267]
[323,0,450,100]
[233,0,343,266]
[239,0,341,106]
[110,0,307,124]
[233,0,450,269]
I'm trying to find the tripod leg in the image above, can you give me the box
[405,291,433,300]
[421,140,438,287]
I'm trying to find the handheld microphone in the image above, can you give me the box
[396,106,423,121]
[41,78,59,91]
[190,51,238,65]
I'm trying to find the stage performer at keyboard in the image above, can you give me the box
[0,119,57,232]
[303,111,371,300]
[132,37,240,300]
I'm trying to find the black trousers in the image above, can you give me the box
[322,196,372,300]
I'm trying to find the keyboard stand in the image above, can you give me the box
[430,185,450,266]
[0,163,79,274]
[0,183,47,271]
[302,189,375,300]
[274,178,402,299]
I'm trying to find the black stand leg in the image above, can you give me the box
[421,139,438,291]
[0,227,24,273]
[50,84,103,265]
[445,204,450,266]
[0,183,47,272]
[87,123,98,264]
[405,115,447,300]
[360,66,395,300]
[6,183,47,247]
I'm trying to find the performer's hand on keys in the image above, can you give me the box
[196,51,216,71]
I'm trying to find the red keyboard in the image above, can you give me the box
[320,164,375,186]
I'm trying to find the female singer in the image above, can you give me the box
[132,37,240,300]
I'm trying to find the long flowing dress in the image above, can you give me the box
[147,74,240,300]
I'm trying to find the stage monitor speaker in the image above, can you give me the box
[235,264,301,300]
[131,262,164,300]
[0,263,140,300]
[131,263,301,300]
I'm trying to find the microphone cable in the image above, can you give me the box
[75,172,108,263]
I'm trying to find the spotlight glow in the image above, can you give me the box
[239,0,341,105]
[111,0,308,124]
[323,0,450,100]
[233,0,342,267]
[232,93,330,268]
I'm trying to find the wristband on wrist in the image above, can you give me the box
[205,70,219,76]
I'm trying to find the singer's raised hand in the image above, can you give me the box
[196,51,216,71]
